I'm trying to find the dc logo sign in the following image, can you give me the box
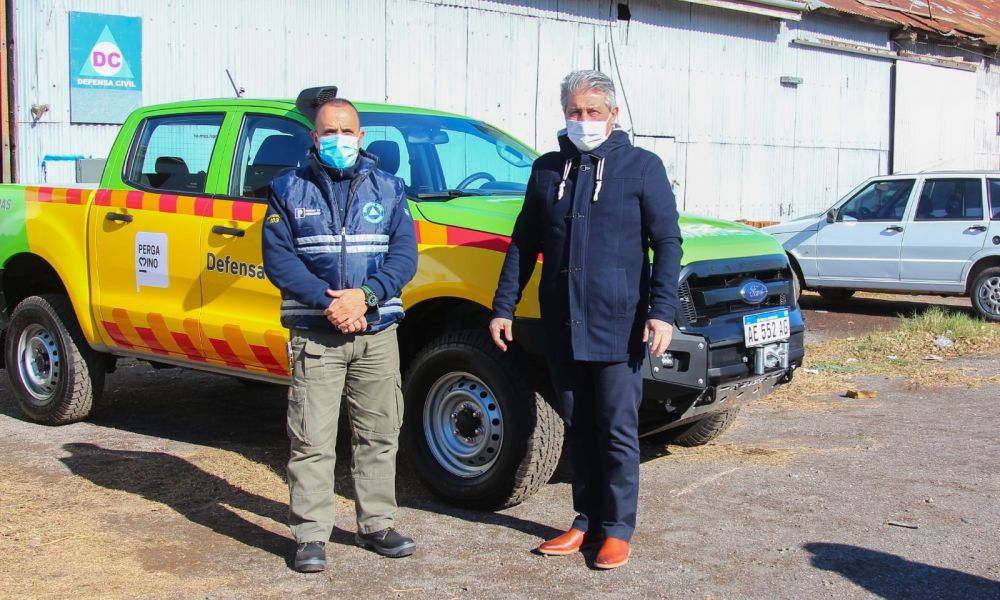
[362,202,385,224]
[90,40,123,76]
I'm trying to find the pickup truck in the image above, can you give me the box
[0,98,804,509]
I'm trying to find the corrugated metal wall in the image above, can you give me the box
[9,0,987,219]
[893,60,977,172]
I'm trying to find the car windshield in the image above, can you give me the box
[360,112,537,198]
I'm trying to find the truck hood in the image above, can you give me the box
[413,196,786,265]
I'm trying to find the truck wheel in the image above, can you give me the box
[818,289,855,302]
[3,294,105,424]
[662,408,741,447]
[971,267,1000,322]
[402,330,563,509]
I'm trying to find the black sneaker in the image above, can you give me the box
[355,528,416,558]
[293,541,326,572]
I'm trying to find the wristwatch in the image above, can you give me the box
[360,284,379,308]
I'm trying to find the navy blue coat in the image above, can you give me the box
[262,150,417,333]
[492,130,682,362]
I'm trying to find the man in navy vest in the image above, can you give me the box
[490,71,682,569]
[263,87,418,572]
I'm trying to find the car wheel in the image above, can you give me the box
[657,408,742,447]
[818,288,855,302]
[3,294,106,424]
[971,267,1000,322]
[402,329,563,509]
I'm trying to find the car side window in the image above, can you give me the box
[988,179,1000,220]
[231,115,312,200]
[914,178,983,221]
[363,126,412,187]
[838,179,914,222]
[125,114,224,194]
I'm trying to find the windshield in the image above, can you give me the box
[360,112,537,198]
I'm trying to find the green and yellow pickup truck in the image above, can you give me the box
[0,98,804,508]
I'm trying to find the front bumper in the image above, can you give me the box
[638,326,804,435]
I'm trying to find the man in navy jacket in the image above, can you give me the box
[490,71,682,569]
[263,87,418,572]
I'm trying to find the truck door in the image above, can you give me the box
[198,112,312,378]
[91,112,225,361]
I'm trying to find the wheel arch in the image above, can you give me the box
[965,255,1000,295]
[398,297,492,370]
[2,252,95,341]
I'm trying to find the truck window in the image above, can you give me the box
[231,115,312,200]
[363,126,412,187]
[125,113,224,194]
[914,179,983,221]
[360,112,535,196]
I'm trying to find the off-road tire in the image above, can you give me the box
[4,294,106,424]
[818,288,855,302]
[402,329,563,509]
[970,267,1000,322]
[663,408,742,447]
[790,265,803,303]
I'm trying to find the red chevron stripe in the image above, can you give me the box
[208,338,245,369]
[102,321,135,349]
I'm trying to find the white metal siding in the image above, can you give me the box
[893,60,977,173]
[9,0,990,222]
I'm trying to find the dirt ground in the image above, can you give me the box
[1,293,998,600]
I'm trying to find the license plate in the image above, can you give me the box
[743,308,790,347]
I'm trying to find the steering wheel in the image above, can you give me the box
[456,171,496,190]
[857,206,874,220]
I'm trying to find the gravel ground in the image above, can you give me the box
[1,293,998,600]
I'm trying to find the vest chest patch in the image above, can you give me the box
[362,201,386,224]
[294,207,323,219]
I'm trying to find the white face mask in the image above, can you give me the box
[565,117,611,152]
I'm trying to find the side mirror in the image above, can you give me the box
[826,209,836,224]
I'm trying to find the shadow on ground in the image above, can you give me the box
[804,542,1000,599]
[798,293,974,319]
[4,362,694,555]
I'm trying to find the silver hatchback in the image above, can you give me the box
[763,171,1000,321]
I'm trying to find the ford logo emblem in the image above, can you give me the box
[739,279,769,304]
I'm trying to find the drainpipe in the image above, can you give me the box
[888,61,896,174]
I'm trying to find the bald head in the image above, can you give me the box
[311,99,365,150]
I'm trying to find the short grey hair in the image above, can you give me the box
[560,70,617,111]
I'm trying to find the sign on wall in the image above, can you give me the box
[69,12,142,124]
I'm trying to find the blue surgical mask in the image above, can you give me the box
[317,134,359,169]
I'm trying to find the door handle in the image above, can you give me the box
[211,225,246,237]
[883,225,903,232]
[967,225,988,232]
[105,212,133,223]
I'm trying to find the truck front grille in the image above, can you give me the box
[680,267,791,325]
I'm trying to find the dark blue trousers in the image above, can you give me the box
[548,357,643,542]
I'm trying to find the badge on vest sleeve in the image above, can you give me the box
[362,201,386,224]
[267,214,281,224]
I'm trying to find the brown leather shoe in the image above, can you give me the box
[594,537,631,569]
[537,528,604,556]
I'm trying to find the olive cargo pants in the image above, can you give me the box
[286,325,404,543]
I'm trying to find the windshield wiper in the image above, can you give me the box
[416,189,484,200]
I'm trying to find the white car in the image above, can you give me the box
[763,171,1000,321]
